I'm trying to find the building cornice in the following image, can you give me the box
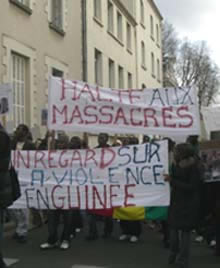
[148,0,163,20]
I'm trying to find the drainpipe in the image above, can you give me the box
[81,0,88,144]
[81,0,87,82]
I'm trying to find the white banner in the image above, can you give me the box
[11,141,169,209]
[0,84,12,115]
[48,77,200,135]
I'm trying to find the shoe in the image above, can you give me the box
[60,240,70,250]
[209,240,216,248]
[70,234,76,239]
[195,236,204,243]
[17,235,27,244]
[168,254,177,265]
[86,234,98,241]
[40,242,57,250]
[130,236,138,243]
[119,234,128,241]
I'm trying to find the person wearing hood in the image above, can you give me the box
[166,143,201,268]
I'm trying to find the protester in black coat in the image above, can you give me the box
[166,143,201,268]
[11,124,35,243]
[0,124,11,268]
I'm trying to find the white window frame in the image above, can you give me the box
[157,59,161,81]
[128,72,132,89]
[3,36,37,127]
[47,0,67,33]
[11,52,27,127]
[118,66,124,89]
[156,24,160,45]
[94,0,102,22]
[109,59,115,88]
[150,15,154,39]
[141,41,146,67]
[151,52,155,77]
[140,0,145,25]
[117,12,123,42]
[95,49,103,86]
[108,1,114,33]
[126,23,132,51]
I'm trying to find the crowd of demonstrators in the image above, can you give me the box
[0,121,220,267]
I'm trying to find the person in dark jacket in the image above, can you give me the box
[166,143,201,268]
[86,133,113,241]
[0,123,12,268]
[11,124,35,243]
[69,136,84,237]
[119,136,142,243]
[40,133,73,250]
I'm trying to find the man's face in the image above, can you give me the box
[98,134,108,146]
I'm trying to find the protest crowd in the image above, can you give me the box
[0,79,220,268]
[0,122,220,268]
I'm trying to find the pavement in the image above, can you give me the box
[2,221,220,268]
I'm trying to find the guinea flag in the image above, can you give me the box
[113,207,168,221]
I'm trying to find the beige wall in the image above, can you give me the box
[86,0,137,89]
[0,0,82,134]
[136,0,163,88]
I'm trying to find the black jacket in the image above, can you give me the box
[0,128,13,208]
[11,139,36,151]
[169,158,201,231]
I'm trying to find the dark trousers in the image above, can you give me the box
[216,219,220,254]
[71,210,83,235]
[170,229,191,268]
[47,210,72,244]
[0,210,5,268]
[120,220,142,237]
[88,214,113,236]
[161,220,170,243]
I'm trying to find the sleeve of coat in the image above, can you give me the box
[171,165,200,193]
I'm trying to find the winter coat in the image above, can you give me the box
[0,129,13,208]
[169,157,201,231]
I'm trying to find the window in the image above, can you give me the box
[95,49,103,86]
[151,52,155,77]
[108,1,114,33]
[9,0,32,14]
[118,66,124,88]
[157,59,160,81]
[140,0,144,25]
[94,0,102,21]
[109,59,115,88]
[11,53,27,127]
[117,12,123,42]
[52,68,64,78]
[51,0,63,31]
[150,15,154,39]
[156,24,160,44]
[141,41,146,67]
[126,23,132,51]
[128,73,132,88]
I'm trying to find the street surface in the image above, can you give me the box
[3,221,219,268]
